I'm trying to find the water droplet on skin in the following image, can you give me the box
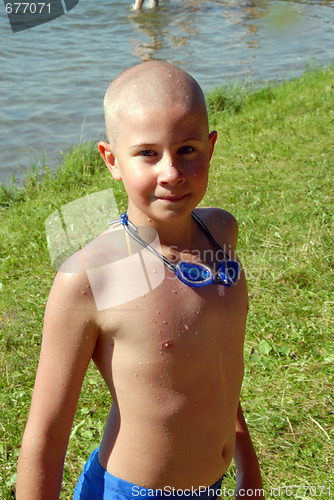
[134,373,138,377]
[172,290,177,294]
[162,340,172,349]
[162,320,168,324]
[194,331,199,335]
[184,325,189,330]
[156,310,160,315]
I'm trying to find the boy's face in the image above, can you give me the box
[101,101,217,224]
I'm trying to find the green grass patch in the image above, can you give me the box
[1,66,333,499]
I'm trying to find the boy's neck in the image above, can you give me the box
[126,208,195,251]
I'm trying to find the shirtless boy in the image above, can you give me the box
[16,61,264,499]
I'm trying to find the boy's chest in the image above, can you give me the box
[96,272,247,369]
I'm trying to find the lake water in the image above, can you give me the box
[1,0,333,184]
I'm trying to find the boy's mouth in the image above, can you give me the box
[156,194,188,202]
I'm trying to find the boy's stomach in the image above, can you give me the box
[97,377,239,490]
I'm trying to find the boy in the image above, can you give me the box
[16,61,264,499]
[133,0,158,11]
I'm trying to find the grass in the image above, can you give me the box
[1,65,333,499]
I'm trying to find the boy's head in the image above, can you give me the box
[99,61,217,222]
[102,61,208,145]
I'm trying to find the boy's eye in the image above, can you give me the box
[178,146,195,154]
[139,150,156,157]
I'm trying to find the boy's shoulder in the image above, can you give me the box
[193,207,238,249]
[50,252,94,313]
[51,230,112,311]
[52,224,138,312]
[57,225,123,275]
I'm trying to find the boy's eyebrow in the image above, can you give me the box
[129,143,157,150]
[129,138,204,150]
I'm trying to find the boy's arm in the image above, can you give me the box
[16,270,99,500]
[234,402,264,499]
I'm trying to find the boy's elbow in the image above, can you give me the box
[19,422,69,467]
[17,431,66,500]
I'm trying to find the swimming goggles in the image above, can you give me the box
[108,212,240,288]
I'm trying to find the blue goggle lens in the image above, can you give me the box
[217,260,240,287]
[176,260,240,288]
[176,262,212,287]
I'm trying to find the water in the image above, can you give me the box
[1,0,333,184]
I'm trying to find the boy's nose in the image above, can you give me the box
[157,156,185,187]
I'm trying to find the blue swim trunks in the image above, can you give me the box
[73,448,224,499]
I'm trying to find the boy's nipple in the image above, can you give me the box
[161,340,172,349]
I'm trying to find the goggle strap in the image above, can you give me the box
[122,217,176,273]
[191,212,230,261]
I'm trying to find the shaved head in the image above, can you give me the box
[103,61,208,145]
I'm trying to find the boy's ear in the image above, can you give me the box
[98,141,122,180]
[208,130,218,161]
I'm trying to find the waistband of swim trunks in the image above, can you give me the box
[93,448,223,498]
